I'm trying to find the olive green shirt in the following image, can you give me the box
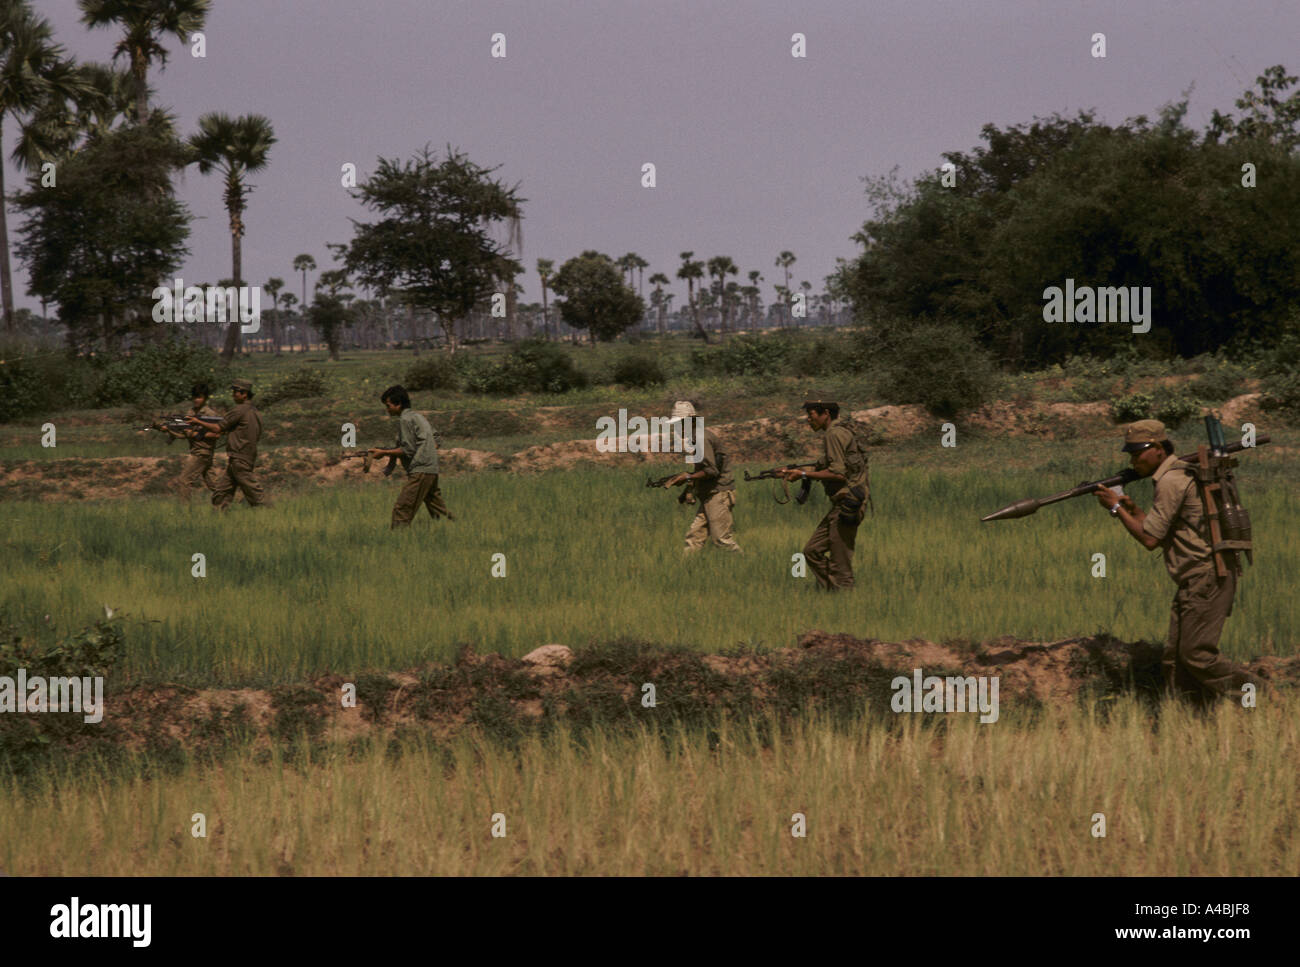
[1142,454,1213,584]
[688,428,733,497]
[218,401,263,464]
[816,420,869,500]
[395,409,439,475]
[186,404,218,456]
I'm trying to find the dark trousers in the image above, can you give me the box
[803,505,859,590]
[1164,568,1261,704]
[391,473,453,528]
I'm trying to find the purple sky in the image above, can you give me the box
[14,0,1299,312]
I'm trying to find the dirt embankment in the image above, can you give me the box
[32,633,1296,760]
[0,393,1271,500]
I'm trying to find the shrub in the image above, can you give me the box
[713,336,789,377]
[404,355,459,391]
[611,352,666,388]
[1111,387,1203,427]
[94,336,223,408]
[259,368,329,408]
[1111,391,1153,422]
[1260,370,1300,420]
[853,321,999,418]
[1194,360,1249,402]
[468,340,589,395]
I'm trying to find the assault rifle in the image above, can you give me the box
[341,449,397,476]
[980,425,1269,529]
[136,415,210,443]
[645,472,695,504]
[743,462,818,505]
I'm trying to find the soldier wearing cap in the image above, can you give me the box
[188,378,269,509]
[171,382,221,503]
[1093,419,1262,705]
[781,396,870,590]
[662,400,740,553]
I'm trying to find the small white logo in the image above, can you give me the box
[890,669,999,724]
[0,669,103,724]
[49,897,151,947]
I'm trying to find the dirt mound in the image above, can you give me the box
[40,633,1295,759]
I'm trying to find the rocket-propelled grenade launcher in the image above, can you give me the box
[980,427,1269,523]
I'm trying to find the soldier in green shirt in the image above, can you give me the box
[371,385,453,529]
[780,397,870,590]
[171,382,221,503]
[188,378,269,510]
[663,400,740,553]
[1093,419,1263,706]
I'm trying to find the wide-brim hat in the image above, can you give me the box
[665,400,697,424]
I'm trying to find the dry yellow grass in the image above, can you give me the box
[4,693,1296,875]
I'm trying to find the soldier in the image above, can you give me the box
[187,378,269,510]
[171,382,221,503]
[370,385,453,529]
[663,400,740,553]
[781,397,869,591]
[1093,419,1263,706]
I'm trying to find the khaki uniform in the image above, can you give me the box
[1142,454,1260,703]
[391,409,452,528]
[683,428,740,552]
[803,421,870,590]
[212,401,268,509]
[177,403,220,501]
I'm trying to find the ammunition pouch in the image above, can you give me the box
[836,486,867,527]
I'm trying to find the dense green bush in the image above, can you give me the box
[95,337,223,408]
[853,321,999,418]
[710,336,789,377]
[1260,370,1300,420]
[1111,386,1203,427]
[1111,392,1154,423]
[259,368,330,408]
[0,344,104,421]
[467,340,589,395]
[611,352,666,387]
[404,354,459,391]
[1193,360,1249,402]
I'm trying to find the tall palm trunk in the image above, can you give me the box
[221,211,242,359]
[132,47,148,123]
[0,118,12,332]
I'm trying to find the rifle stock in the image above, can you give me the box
[743,462,818,505]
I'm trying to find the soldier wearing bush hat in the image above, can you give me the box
[663,400,739,553]
[187,378,269,509]
[1094,419,1262,705]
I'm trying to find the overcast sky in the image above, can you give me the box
[14,0,1298,311]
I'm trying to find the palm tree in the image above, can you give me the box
[648,271,669,335]
[746,269,763,330]
[628,253,649,297]
[0,1,88,331]
[78,0,210,123]
[676,251,707,343]
[536,258,554,340]
[799,280,812,325]
[775,250,796,326]
[293,253,316,316]
[706,256,738,332]
[188,112,276,360]
[279,291,298,351]
[263,276,283,353]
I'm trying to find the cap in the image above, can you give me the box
[802,396,838,410]
[1122,419,1168,452]
[231,378,253,393]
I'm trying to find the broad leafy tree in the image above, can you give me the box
[339,145,525,355]
[551,250,644,344]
